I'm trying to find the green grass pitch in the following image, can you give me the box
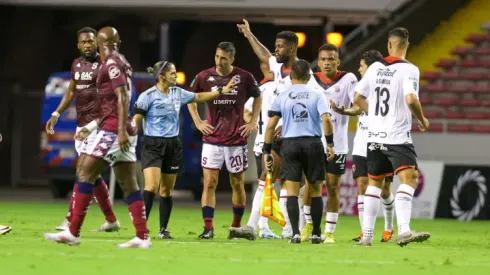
[1,201,489,275]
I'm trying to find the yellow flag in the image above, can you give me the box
[260,172,286,227]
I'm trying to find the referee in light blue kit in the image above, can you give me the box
[133,61,236,239]
[263,59,335,244]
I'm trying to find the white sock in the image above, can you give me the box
[247,180,265,228]
[298,185,305,230]
[381,193,395,231]
[325,212,339,233]
[304,205,312,224]
[279,189,291,229]
[395,184,415,234]
[362,186,382,239]
[357,195,364,231]
[258,216,269,231]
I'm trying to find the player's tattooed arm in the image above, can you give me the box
[353,92,369,114]
[46,79,76,135]
[115,85,131,152]
[237,19,272,63]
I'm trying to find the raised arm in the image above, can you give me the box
[237,19,272,64]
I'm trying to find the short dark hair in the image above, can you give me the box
[276,31,298,46]
[147,61,175,81]
[388,27,409,48]
[361,50,383,66]
[217,41,236,57]
[318,43,339,53]
[291,59,311,81]
[77,27,97,39]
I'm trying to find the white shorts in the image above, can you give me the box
[86,130,137,165]
[74,126,97,155]
[201,143,248,173]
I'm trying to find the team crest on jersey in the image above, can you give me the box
[108,66,121,79]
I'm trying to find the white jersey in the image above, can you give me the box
[244,79,282,154]
[268,56,323,94]
[313,72,358,154]
[357,57,420,144]
[351,106,369,157]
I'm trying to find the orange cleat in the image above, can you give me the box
[381,230,394,242]
[352,233,363,242]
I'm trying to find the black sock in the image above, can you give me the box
[143,190,155,220]
[311,197,323,236]
[159,196,173,230]
[286,196,300,236]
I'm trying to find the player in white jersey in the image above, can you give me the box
[354,27,430,247]
[299,44,357,243]
[330,50,396,243]
[239,62,281,239]
[237,19,325,238]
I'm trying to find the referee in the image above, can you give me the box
[264,59,335,244]
[133,61,236,239]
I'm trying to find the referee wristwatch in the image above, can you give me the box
[217,87,223,95]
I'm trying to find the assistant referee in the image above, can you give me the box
[264,59,335,244]
[133,61,236,239]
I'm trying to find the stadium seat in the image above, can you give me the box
[422,71,440,81]
[434,97,459,106]
[445,111,465,119]
[447,85,468,93]
[475,47,490,55]
[466,111,489,119]
[464,72,490,80]
[460,98,481,107]
[483,100,490,107]
[474,86,490,93]
[419,96,433,105]
[413,123,443,132]
[440,71,460,80]
[424,109,444,119]
[436,59,457,69]
[451,47,472,56]
[465,33,490,43]
[424,83,445,93]
[472,124,490,133]
[460,59,482,67]
[448,124,472,133]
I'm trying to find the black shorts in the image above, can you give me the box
[141,136,183,174]
[353,155,394,182]
[326,154,347,175]
[255,142,281,179]
[280,137,325,183]
[367,142,417,179]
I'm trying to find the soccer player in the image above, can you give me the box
[300,44,358,243]
[235,62,281,239]
[0,225,11,235]
[354,27,430,246]
[330,50,395,243]
[45,27,120,233]
[44,27,150,248]
[187,42,262,239]
[265,59,334,244]
[133,61,237,239]
[237,19,324,237]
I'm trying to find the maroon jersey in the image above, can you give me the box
[96,52,136,135]
[189,67,261,146]
[70,56,101,127]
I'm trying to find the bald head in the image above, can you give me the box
[97,27,120,49]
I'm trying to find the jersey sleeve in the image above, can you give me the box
[402,66,420,97]
[347,73,359,103]
[247,73,261,98]
[70,60,76,81]
[317,92,331,116]
[268,95,282,118]
[178,87,196,104]
[133,92,149,116]
[188,73,203,93]
[244,97,253,112]
[107,61,128,90]
[356,67,374,98]
[268,55,279,73]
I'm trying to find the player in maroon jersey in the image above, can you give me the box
[188,42,262,239]
[44,27,150,248]
[45,27,120,233]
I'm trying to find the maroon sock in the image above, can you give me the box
[66,182,78,222]
[94,177,117,223]
[202,206,214,230]
[127,191,149,240]
[232,205,245,227]
[69,182,94,237]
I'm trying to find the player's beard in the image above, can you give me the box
[80,50,97,62]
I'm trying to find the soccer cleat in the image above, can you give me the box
[323,232,335,243]
[0,225,12,235]
[381,230,394,242]
[158,228,174,239]
[352,233,363,242]
[300,223,313,242]
[281,226,293,239]
[55,219,70,231]
[359,237,373,246]
[289,234,301,244]
[397,231,430,247]
[44,230,80,246]
[259,228,281,239]
[229,225,256,240]
[92,221,121,232]
[310,235,322,244]
[198,227,214,239]
[117,237,151,249]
